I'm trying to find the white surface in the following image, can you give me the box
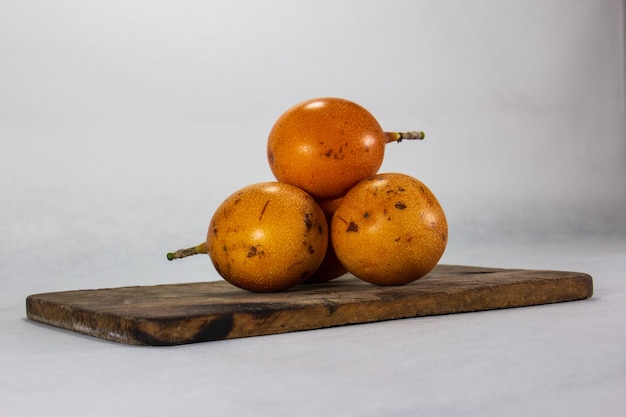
[1,1,625,416]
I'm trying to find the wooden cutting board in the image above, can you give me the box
[26,264,593,346]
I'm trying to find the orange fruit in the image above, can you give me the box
[206,182,328,292]
[267,97,423,200]
[331,173,447,285]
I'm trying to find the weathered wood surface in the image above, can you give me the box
[26,265,593,346]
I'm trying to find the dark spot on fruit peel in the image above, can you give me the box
[346,222,359,232]
[288,260,305,271]
[336,215,348,225]
[308,245,315,254]
[304,213,313,231]
[268,152,274,164]
[213,227,218,235]
[363,212,369,218]
[247,246,265,258]
[395,202,407,210]
[259,200,270,222]
[324,149,332,157]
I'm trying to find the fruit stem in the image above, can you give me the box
[385,131,425,143]
[166,242,208,261]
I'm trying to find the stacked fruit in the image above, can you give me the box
[167,97,447,292]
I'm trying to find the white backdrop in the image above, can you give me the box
[1,1,625,295]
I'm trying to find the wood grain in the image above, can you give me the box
[25,264,593,346]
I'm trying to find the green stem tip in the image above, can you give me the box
[166,242,208,261]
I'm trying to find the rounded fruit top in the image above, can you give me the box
[267,97,387,200]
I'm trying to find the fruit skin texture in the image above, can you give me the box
[305,196,348,283]
[206,182,328,292]
[267,97,387,200]
[331,173,447,286]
